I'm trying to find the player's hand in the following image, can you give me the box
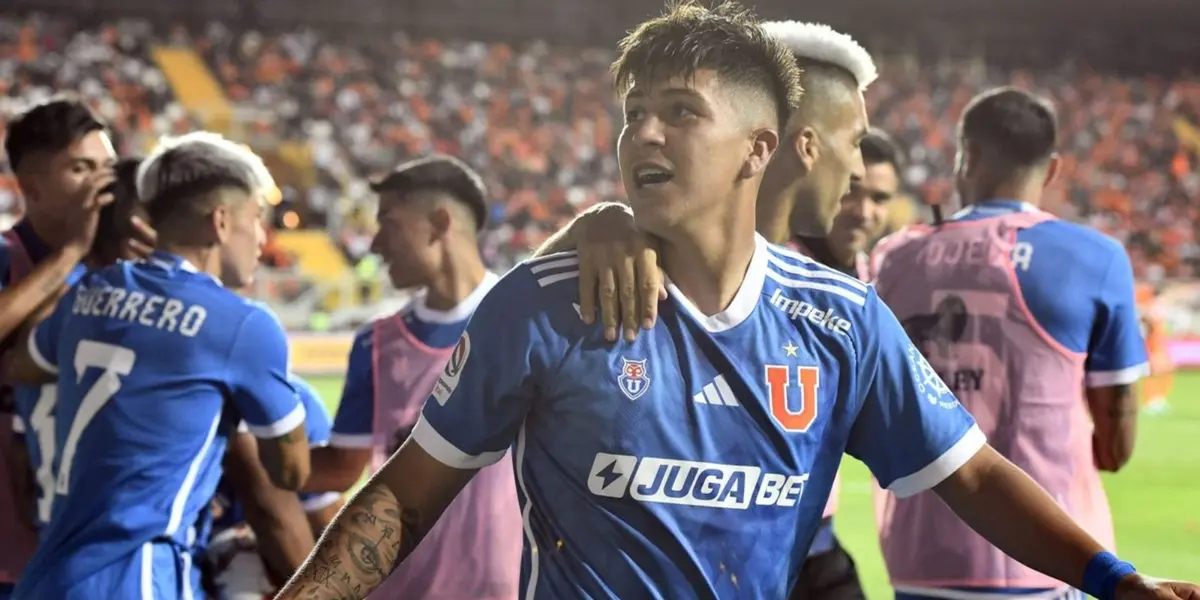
[62,170,117,256]
[1115,573,1200,600]
[125,215,158,259]
[574,203,666,342]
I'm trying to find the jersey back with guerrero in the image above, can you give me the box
[411,235,985,599]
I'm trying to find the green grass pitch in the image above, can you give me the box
[305,373,1200,597]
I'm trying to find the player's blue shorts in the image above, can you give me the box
[14,541,201,600]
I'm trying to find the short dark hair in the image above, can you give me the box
[370,155,488,231]
[4,97,105,171]
[611,0,803,133]
[861,128,904,173]
[960,87,1057,168]
[90,158,147,265]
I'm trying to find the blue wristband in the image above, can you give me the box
[1082,551,1136,600]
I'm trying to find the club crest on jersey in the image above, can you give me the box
[617,357,651,401]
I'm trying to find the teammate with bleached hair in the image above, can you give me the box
[8,131,310,600]
[757,20,876,245]
[531,20,879,599]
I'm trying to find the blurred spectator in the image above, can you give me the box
[1,14,1197,280]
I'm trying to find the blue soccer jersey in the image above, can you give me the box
[13,251,305,600]
[412,235,984,599]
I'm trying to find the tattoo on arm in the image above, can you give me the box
[285,482,424,598]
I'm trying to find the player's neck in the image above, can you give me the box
[21,212,64,250]
[158,243,221,278]
[660,216,758,317]
[975,180,1043,208]
[423,250,488,312]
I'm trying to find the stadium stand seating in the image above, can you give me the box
[2,13,1198,301]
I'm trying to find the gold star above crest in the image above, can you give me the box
[783,341,799,357]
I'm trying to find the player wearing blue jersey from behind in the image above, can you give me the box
[7,131,311,600]
[869,88,1154,600]
[279,4,1200,600]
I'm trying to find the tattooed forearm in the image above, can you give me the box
[276,481,425,599]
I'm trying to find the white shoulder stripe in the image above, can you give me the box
[537,270,579,288]
[766,249,869,291]
[766,270,867,306]
[524,251,578,267]
[529,255,580,274]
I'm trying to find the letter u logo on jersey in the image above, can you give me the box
[617,357,651,401]
[764,365,820,433]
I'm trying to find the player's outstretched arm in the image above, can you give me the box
[280,268,552,599]
[533,201,664,342]
[274,439,475,599]
[225,431,316,578]
[935,446,1199,599]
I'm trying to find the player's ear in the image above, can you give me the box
[210,202,232,244]
[742,127,779,179]
[793,126,819,176]
[428,204,452,239]
[1041,153,1062,189]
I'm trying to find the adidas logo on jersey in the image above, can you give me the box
[693,375,738,406]
[587,453,809,510]
[769,289,851,335]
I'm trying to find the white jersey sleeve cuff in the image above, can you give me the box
[329,433,375,449]
[302,491,343,513]
[888,424,987,499]
[411,414,507,470]
[27,329,57,375]
[246,403,307,439]
[1085,362,1150,388]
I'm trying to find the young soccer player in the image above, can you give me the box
[9,156,146,537]
[0,98,116,597]
[870,87,1151,600]
[280,5,1198,600]
[7,131,310,599]
[307,156,519,599]
[533,24,887,600]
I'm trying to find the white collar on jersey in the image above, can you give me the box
[665,234,769,334]
[144,252,223,286]
[411,270,500,324]
[949,200,1037,221]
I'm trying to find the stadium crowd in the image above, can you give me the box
[1,14,1197,278]
[0,3,1196,599]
